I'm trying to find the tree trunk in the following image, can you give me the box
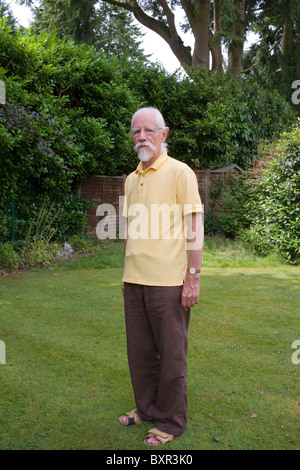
[106,0,193,69]
[281,1,294,61]
[228,0,246,76]
[192,0,211,69]
[211,0,223,71]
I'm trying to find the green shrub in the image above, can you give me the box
[216,175,251,238]
[0,195,88,244]
[204,210,223,236]
[240,120,300,264]
[21,240,60,268]
[0,242,21,269]
[67,234,101,252]
[204,174,251,238]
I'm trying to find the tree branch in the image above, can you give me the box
[181,0,195,31]
[101,0,172,43]
[156,0,177,37]
[100,0,192,68]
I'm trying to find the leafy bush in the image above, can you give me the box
[0,200,72,270]
[130,66,296,170]
[204,173,250,238]
[21,240,60,268]
[0,242,20,269]
[0,20,140,244]
[240,120,300,264]
[0,239,61,271]
[0,19,297,254]
[68,234,101,252]
[0,194,87,244]
[216,175,251,238]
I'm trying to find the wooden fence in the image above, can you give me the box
[78,164,243,236]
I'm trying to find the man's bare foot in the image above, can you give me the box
[143,428,175,446]
[118,409,144,426]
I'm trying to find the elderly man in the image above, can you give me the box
[119,107,203,446]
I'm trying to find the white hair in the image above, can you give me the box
[161,142,168,152]
[131,107,168,152]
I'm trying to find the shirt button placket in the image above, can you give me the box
[138,173,145,201]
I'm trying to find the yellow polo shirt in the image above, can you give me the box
[122,152,203,286]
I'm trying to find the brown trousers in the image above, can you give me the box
[123,283,190,436]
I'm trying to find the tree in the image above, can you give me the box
[0,0,17,30]
[19,0,251,75]
[95,0,247,74]
[243,0,300,109]
[21,0,300,80]
[29,0,147,61]
[31,0,97,43]
[227,0,246,76]
[93,2,146,60]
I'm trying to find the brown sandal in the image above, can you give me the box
[143,427,175,446]
[118,409,144,426]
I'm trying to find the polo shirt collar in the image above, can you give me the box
[135,152,168,175]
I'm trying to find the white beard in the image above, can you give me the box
[137,148,154,162]
[134,142,156,162]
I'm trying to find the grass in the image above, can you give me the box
[0,238,299,450]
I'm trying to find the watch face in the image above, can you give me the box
[189,267,196,274]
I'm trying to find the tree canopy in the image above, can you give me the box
[18,0,300,109]
[0,0,17,30]
[243,0,300,110]
[30,0,147,61]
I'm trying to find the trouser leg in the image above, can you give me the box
[123,283,190,437]
[124,283,160,421]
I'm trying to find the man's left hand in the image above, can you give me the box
[181,273,200,309]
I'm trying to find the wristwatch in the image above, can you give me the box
[188,267,201,275]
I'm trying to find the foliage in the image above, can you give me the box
[216,176,250,238]
[165,70,295,169]
[67,234,102,252]
[0,0,17,30]
[31,0,146,62]
[121,62,295,169]
[0,242,20,269]
[205,173,250,238]
[243,0,300,112]
[18,0,300,112]
[0,238,61,270]
[0,19,141,241]
[0,240,60,270]
[0,193,87,244]
[240,120,300,264]
[22,239,60,268]
[0,201,65,269]
[0,17,297,255]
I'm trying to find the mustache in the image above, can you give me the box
[134,142,156,153]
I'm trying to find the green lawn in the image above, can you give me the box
[0,239,299,450]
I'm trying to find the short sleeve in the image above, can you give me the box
[176,167,203,216]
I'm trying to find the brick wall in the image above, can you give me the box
[78,175,126,236]
[78,168,241,236]
[193,169,211,211]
